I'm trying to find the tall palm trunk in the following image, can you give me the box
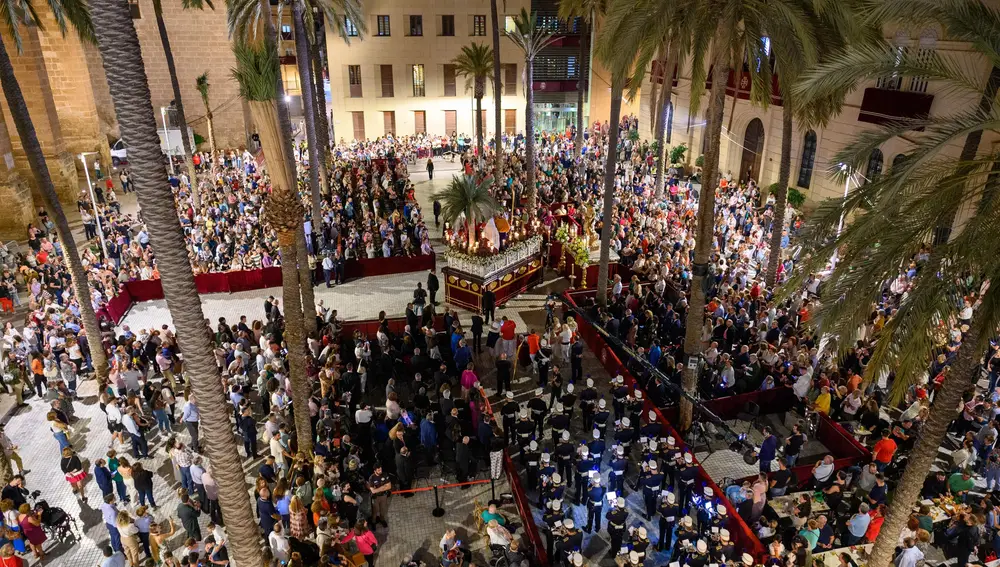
[204,105,217,155]
[654,51,677,199]
[310,38,331,191]
[525,58,537,211]
[152,0,199,208]
[475,86,485,163]
[868,327,980,567]
[292,0,322,221]
[296,228,317,337]
[252,95,314,455]
[680,45,729,431]
[0,36,109,385]
[574,19,587,161]
[765,102,793,287]
[491,0,503,179]
[595,75,624,306]
[278,234,313,455]
[86,1,262,564]
[0,451,11,486]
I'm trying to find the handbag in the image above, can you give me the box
[43,365,58,379]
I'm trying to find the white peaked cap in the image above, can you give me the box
[717,504,727,515]
[520,409,528,418]
[721,529,731,540]
[567,384,575,393]
[529,440,538,451]
[638,527,647,538]
[684,453,694,463]
[587,378,594,387]
[697,540,708,553]
[649,410,657,421]
[552,473,562,484]
[562,431,570,441]
[506,391,514,399]
[572,552,584,566]
[599,399,607,409]
[622,417,631,427]
[593,429,601,439]
[629,551,640,564]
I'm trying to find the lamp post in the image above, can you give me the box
[161,107,175,175]
[80,152,109,259]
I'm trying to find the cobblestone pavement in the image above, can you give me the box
[6,158,563,566]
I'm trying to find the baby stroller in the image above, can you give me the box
[31,491,79,545]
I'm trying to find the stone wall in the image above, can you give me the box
[131,0,248,149]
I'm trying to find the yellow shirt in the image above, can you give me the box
[814,392,831,415]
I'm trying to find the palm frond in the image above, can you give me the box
[505,8,561,61]
[310,0,366,45]
[431,175,501,228]
[231,36,279,102]
[453,42,496,93]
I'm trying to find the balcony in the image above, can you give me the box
[532,81,580,93]
[279,55,297,66]
[857,87,934,128]
[724,70,783,105]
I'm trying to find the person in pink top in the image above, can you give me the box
[460,363,478,397]
[341,520,378,566]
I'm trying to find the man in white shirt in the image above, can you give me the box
[894,537,923,567]
[122,409,150,458]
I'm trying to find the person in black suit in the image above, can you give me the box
[264,296,275,321]
[427,268,440,305]
[482,289,496,324]
[471,314,484,353]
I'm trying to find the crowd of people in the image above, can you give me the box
[0,113,995,567]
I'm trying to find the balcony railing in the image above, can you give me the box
[725,71,783,105]
[857,87,934,128]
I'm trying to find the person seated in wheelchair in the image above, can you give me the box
[486,520,513,549]
[480,503,520,534]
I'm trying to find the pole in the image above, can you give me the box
[432,486,445,517]
[80,154,109,259]
[161,107,175,175]
[491,477,496,501]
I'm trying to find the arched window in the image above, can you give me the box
[864,149,884,184]
[796,130,817,188]
[893,153,909,168]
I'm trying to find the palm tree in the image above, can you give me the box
[638,0,821,430]
[195,72,217,155]
[310,15,332,186]
[790,2,1000,564]
[86,0,262,564]
[432,175,501,249]
[506,8,560,211]
[0,0,110,385]
[232,37,314,455]
[453,43,496,166]
[152,0,213,208]
[490,0,503,180]
[557,0,606,165]
[760,1,875,287]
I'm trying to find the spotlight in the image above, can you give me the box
[284,95,292,103]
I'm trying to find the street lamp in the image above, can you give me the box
[79,152,109,260]
[160,107,175,175]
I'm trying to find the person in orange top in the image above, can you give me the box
[871,431,897,471]
[30,354,45,398]
[525,329,541,371]
[865,504,886,542]
[846,371,863,394]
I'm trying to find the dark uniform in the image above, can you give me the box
[673,524,699,561]
[542,505,565,562]
[528,396,548,438]
[610,452,628,495]
[627,397,644,442]
[630,531,651,564]
[612,384,630,419]
[501,400,519,445]
[657,495,680,551]
[686,548,710,567]
[555,525,583,566]
[560,391,577,421]
[639,465,665,520]
[523,446,541,490]
[574,453,596,503]
[579,386,599,431]
[555,438,575,488]
[550,413,570,444]
[570,340,584,383]
[584,481,605,532]
[677,460,699,506]
[515,416,535,449]
[588,436,606,464]
[615,422,635,452]
[606,504,629,555]
[594,405,612,438]
[367,469,392,525]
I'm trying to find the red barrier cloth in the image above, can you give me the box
[102,287,134,324]
[124,279,165,302]
[320,252,435,281]
[562,290,767,559]
[195,272,231,294]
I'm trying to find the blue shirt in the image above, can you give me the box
[848,513,871,537]
[182,402,200,423]
[649,345,661,368]
[759,435,778,462]
[420,418,438,448]
[101,552,128,567]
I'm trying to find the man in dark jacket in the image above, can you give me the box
[427,268,440,305]
[482,289,496,324]
[177,493,202,540]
